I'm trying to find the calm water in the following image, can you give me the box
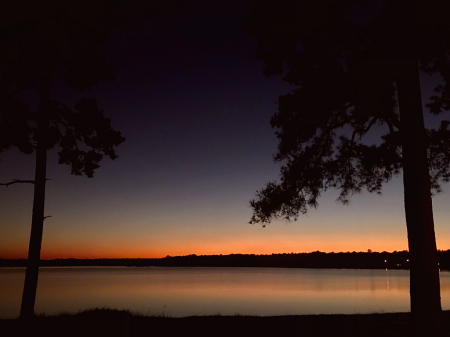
[0,267,449,318]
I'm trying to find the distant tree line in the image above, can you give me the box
[1,250,449,270]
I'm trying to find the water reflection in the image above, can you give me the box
[0,267,449,318]
[385,269,390,290]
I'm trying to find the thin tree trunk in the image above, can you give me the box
[396,59,442,332]
[19,83,49,320]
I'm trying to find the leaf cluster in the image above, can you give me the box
[247,0,450,224]
[48,98,125,177]
[0,0,124,177]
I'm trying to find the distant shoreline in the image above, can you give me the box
[2,250,449,270]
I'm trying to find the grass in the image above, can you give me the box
[1,308,449,337]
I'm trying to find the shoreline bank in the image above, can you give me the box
[1,309,449,336]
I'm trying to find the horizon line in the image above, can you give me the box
[3,249,450,260]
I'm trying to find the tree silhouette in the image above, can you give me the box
[0,1,125,319]
[247,0,450,331]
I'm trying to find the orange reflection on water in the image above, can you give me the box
[1,267,449,318]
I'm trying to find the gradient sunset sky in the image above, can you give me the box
[1,1,449,259]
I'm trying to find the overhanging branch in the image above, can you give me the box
[389,113,401,130]
[1,179,35,187]
[351,117,378,143]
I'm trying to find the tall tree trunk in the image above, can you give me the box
[19,83,49,320]
[396,59,442,332]
[393,1,442,332]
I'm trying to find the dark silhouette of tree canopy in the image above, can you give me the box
[247,0,450,332]
[0,1,125,319]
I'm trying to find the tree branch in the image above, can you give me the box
[385,118,395,134]
[389,113,401,130]
[351,117,378,143]
[362,117,378,137]
[0,179,35,187]
[53,101,74,116]
[351,127,358,143]
[330,104,354,129]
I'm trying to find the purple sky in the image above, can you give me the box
[1,1,449,258]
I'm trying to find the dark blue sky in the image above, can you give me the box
[1,1,449,258]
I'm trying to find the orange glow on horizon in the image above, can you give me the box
[2,223,448,260]
[3,237,447,260]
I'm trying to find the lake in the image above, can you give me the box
[0,267,449,319]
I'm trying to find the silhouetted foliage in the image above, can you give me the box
[246,0,449,330]
[246,0,450,223]
[0,1,124,173]
[0,0,124,319]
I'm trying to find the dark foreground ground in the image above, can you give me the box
[1,309,449,337]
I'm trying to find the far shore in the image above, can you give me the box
[2,250,450,270]
[1,309,449,337]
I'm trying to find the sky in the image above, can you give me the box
[1,1,449,259]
